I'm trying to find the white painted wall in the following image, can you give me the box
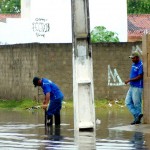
[0,19,32,45]
[0,0,127,45]
[30,0,72,43]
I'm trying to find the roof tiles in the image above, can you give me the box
[0,14,20,21]
[128,14,150,41]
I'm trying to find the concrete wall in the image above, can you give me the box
[0,42,141,101]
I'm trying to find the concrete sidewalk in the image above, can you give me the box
[109,124,150,133]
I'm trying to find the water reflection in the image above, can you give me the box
[44,126,63,149]
[0,109,150,149]
[74,130,96,150]
[130,132,147,150]
[0,122,44,149]
[45,126,63,141]
[44,125,77,150]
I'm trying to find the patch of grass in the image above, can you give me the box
[62,99,73,109]
[62,99,125,109]
[0,99,125,111]
[94,99,125,109]
[0,99,40,111]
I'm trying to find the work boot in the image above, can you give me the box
[55,114,60,126]
[131,120,141,125]
[136,114,143,124]
[131,114,143,125]
[131,115,138,125]
[47,115,53,126]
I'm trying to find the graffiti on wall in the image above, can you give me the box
[108,65,125,86]
[32,18,50,38]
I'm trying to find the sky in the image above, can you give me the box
[89,0,127,41]
[0,0,127,44]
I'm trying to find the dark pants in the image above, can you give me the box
[46,97,63,125]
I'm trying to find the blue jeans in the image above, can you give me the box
[47,97,63,116]
[125,86,143,119]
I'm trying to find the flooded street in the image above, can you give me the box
[0,108,149,150]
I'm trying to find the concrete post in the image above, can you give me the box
[71,0,95,130]
[74,131,96,149]
[21,0,31,18]
[142,33,150,123]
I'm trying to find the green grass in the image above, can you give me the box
[0,99,126,111]
[0,99,39,111]
[63,99,125,108]
[95,99,125,109]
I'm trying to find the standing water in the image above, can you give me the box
[0,108,149,150]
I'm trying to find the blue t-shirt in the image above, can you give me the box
[41,78,64,101]
[130,60,143,88]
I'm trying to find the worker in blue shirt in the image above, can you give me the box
[125,51,143,125]
[33,77,64,126]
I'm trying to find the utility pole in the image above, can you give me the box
[143,34,150,123]
[71,0,95,130]
[21,0,31,18]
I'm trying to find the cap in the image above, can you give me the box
[129,51,140,58]
[33,77,40,87]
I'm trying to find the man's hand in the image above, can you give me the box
[125,79,130,84]
[42,104,48,110]
[125,74,143,85]
[43,100,46,105]
[42,92,50,110]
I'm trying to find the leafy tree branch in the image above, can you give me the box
[90,26,119,43]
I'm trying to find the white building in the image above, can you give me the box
[0,0,127,45]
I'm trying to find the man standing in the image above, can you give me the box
[125,51,143,125]
[33,77,64,126]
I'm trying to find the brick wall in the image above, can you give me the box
[0,42,141,100]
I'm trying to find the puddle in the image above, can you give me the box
[0,109,149,149]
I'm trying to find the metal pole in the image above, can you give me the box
[45,110,47,127]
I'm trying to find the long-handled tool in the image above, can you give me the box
[44,110,47,127]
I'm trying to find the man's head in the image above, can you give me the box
[33,77,41,87]
[129,51,140,63]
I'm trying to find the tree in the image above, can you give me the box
[90,26,119,43]
[127,0,150,14]
[0,0,20,14]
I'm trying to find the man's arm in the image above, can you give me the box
[125,74,143,84]
[42,92,50,109]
